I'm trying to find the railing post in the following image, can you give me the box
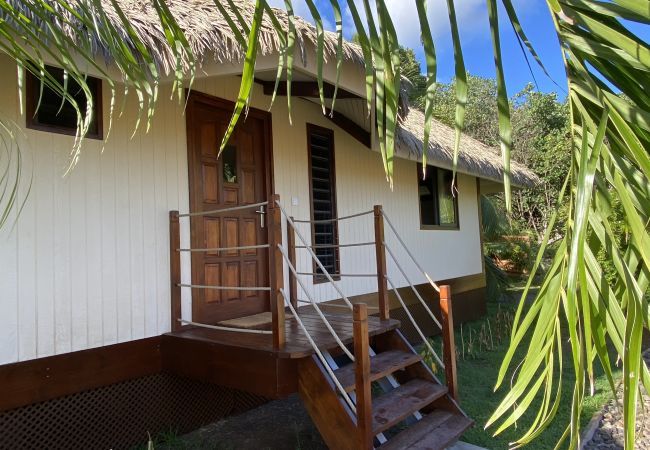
[374,205,389,320]
[353,303,373,450]
[267,194,286,349]
[169,211,182,332]
[440,285,458,400]
[287,216,298,309]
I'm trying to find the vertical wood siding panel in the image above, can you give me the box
[17,147,37,360]
[53,146,72,355]
[85,143,104,348]
[155,100,171,334]
[69,158,88,352]
[100,104,118,345]
[128,119,145,340]
[0,63,20,363]
[140,115,157,337]
[115,93,133,342]
[35,130,55,357]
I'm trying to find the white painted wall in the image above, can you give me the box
[0,55,482,364]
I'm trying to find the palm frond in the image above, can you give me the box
[0,2,649,448]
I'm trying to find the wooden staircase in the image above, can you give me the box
[298,304,473,450]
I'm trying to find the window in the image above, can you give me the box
[417,163,459,228]
[25,65,103,139]
[307,124,340,280]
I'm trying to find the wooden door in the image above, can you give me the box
[186,92,272,324]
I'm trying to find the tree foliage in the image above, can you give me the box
[0,1,649,448]
[402,71,573,241]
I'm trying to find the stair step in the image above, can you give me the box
[372,379,448,435]
[333,350,423,392]
[379,409,474,449]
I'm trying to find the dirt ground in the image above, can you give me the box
[156,394,327,450]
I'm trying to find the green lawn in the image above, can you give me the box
[424,300,619,450]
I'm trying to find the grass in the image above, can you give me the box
[423,297,620,450]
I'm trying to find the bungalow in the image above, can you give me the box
[0,1,537,448]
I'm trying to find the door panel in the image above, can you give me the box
[187,93,271,323]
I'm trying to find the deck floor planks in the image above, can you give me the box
[165,306,400,358]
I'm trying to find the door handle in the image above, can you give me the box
[255,205,266,228]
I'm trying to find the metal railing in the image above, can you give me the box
[169,195,458,402]
[170,202,275,335]
[281,202,450,379]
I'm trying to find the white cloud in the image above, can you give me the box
[343,0,486,47]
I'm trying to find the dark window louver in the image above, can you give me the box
[307,125,339,280]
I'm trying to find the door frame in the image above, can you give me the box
[185,90,275,323]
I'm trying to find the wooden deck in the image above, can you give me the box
[161,306,400,398]
[164,307,401,359]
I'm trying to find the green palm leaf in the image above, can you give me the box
[0,2,649,448]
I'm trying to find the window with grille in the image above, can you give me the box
[417,163,459,229]
[307,124,340,281]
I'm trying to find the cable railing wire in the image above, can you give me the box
[281,289,357,414]
[178,319,273,335]
[178,284,271,291]
[177,244,270,253]
[275,200,354,310]
[178,201,268,218]
[381,210,441,293]
[291,210,374,224]
[296,272,377,278]
[386,276,445,369]
[294,242,375,249]
[384,243,443,330]
[277,244,355,361]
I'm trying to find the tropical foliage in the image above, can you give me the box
[0,1,649,448]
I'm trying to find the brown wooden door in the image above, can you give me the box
[186,92,272,324]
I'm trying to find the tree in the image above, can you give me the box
[409,75,571,241]
[0,1,648,448]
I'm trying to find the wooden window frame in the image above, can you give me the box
[306,123,340,283]
[416,163,460,231]
[25,65,104,140]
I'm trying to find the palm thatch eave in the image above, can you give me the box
[397,107,540,188]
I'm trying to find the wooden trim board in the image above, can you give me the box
[0,337,161,412]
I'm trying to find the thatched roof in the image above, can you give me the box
[20,0,363,75]
[397,107,539,188]
[10,0,537,187]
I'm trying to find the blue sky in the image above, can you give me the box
[267,0,649,99]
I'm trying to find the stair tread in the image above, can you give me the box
[333,350,423,392]
[372,379,448,435]
[379,409,474,450]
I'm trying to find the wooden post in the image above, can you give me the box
[440,285,458,400]
[353,303,373,450]
[287,216,298,309]
[374,205,389,320]
[169,211,182,332]
[267,194,286,349]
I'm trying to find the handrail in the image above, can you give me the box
[384,243,443,330]
[179,319,273,335]
[292,210,374,224]
[281,288,358,414]
[178,201,268,218]
[380,210,441,293]
[275,200,354,310]
[277,244,355,361]
[386,276,445,369]
[178,284,271,291]
[177,244,270,253]
[294,242,374,249]
[296,272,377,278]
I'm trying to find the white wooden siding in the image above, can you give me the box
[0,55,482,364]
